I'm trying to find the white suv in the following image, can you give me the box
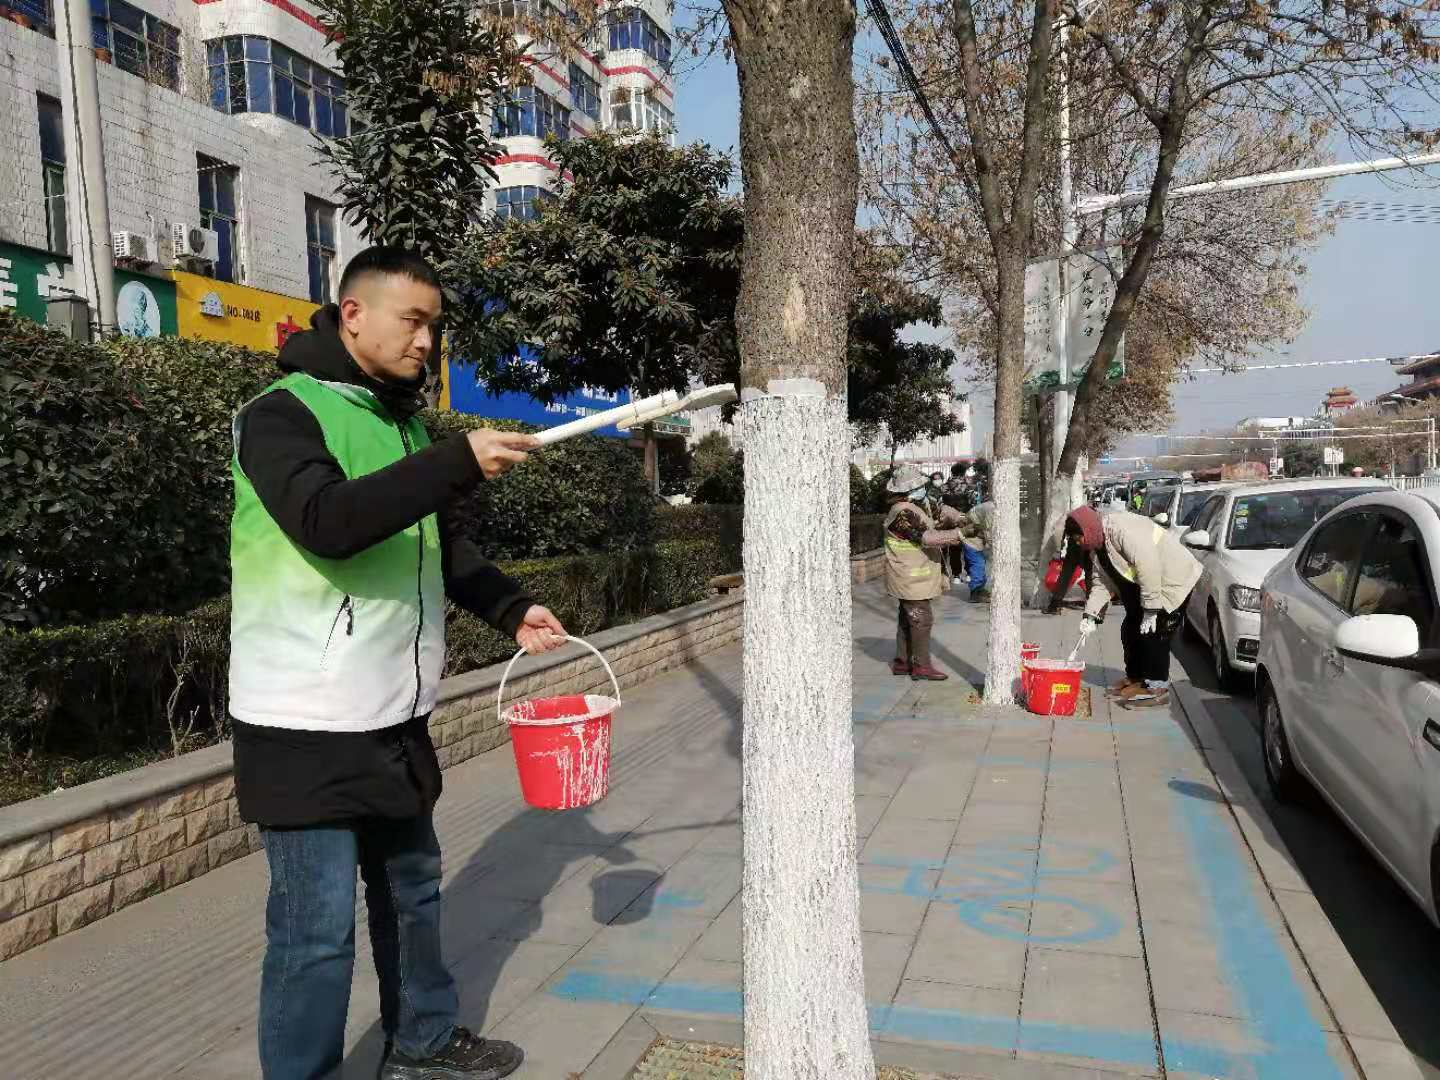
[1255,487,1440,925]
[1180,479,1385,690]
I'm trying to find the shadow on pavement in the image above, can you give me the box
[687,657,742,763]
[1170,635,1440,1078]
[336,807,641,1079]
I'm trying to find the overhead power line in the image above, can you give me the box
[863,0,962,166]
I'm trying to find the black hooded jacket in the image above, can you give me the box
[230,305,534,826]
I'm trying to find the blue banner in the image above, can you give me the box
[446,357,632,438]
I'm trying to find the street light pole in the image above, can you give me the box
[54,0,116,333]
[1075,150,1440,217]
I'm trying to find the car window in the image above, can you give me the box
[1143,488,1174,516]
[1352,515,1435,641]
[1228,488,1382,551]
[1177,490,1213,527]
[1190,495,1225,536]
[1299,512,1374,611]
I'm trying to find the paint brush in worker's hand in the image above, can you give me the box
[533,384,739,447]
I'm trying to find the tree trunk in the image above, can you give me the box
[643,422,659,495]
[724,0,874,1075]
[984,245,1028,705]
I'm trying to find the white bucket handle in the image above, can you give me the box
[496,635,622,727]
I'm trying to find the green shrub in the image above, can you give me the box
[687,432,744,504]
[850,465,871,514]
[0,539,738,797]
[421,410,656,559]
[0,313,273,626]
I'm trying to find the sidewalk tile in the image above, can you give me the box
[855,794,894,838]
[488,993,637,1079]
[906,904,1028,991]
[1143,919,1245,1019]
[449,938,580,1031]
[1347,1036,1428,1080]
[1027,881,1142,959]
[859,865,939,936]
[624,851,740,921]
[687,895,740,963]
[863,929,916,1003]
[862,816,958,864]
[1019,949,1153,1059]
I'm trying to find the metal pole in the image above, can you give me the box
[1076,150,1440,217]
[54,0,115,333]
[1429,418,1436,473]
[1052,21,1074,472]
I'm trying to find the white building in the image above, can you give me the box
[0,0,675,307]
[851,398,974,476]
[1235,416,1318,432]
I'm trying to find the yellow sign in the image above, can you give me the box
[172,271,319,352]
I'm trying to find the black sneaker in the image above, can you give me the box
[380,1026,523,1079]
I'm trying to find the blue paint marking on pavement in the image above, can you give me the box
[1172,787,1344,1079]
[551,969,1244,1075]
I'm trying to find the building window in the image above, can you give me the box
[643,96,674,136]
[491,85,570,141]
[37,95,68,255]
[207,37,348,138]
[568,63,601,121]
[93,0,180,91]
[8,0,51,31]
[494,185,550,221]
[607,7,671,69]
[197,154,240,283]
[305,196,338,304]
[609,88,636,131]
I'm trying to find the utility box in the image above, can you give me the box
[46,295,92,342]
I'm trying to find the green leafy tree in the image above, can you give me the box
[448,132,744,485]
[686,432,745,505]
[312,0,525,278]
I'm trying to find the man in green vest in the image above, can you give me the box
[230,247,564,1080]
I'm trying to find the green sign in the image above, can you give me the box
[0,241,178,337]
[1025,358,1124,393]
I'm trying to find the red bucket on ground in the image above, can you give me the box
[1023,659,1085,716]
[1020,643,1040,695]
[498,638,621,811]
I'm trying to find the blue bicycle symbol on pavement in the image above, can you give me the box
[864,838,1122,945]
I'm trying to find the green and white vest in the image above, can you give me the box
[229,372,445,731]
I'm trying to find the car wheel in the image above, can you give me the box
[1209,610,1236,693]
[1260,681,1304,803]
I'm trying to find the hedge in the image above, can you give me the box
[0,538,738,789]
[656,504,883,558]
[0,313,658,627]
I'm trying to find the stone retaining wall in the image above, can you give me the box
[851,547,884,585]
[0,592,744,962]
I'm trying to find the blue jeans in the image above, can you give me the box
[962,544,988,592]
[259,816,456,1080]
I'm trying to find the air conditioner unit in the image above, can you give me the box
[172,221,219,264]
[112,230,153,266]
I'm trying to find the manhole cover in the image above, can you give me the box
[627,1038,956,1078]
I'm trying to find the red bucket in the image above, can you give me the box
[497,637,620,810]
[1023,658,1085,716]
[1044,558,1087,595]
[1020,643,1040,695]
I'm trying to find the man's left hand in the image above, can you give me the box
[516,605,567,654]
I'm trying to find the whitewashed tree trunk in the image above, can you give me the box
[741,390,873,1078]
[722,0,874,1072]
[984,456,1023,703]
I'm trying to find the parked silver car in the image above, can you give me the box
[1256,487,1440,924]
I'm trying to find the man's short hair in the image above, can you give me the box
[338,246,442,299]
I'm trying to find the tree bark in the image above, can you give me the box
[984,243,1029,703]
[723,0,874,1076]
[643,422,659,495]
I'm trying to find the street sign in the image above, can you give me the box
[1023,246,1126,385]
[1323,446,1345,466]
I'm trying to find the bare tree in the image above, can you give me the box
[720,0,876,1074]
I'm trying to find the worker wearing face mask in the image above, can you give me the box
[883,465,968,681]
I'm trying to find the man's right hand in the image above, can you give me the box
[467,430,540,480]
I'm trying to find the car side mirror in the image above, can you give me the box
[1183,529,1213,550]
[1152,512,1169,526]
[1333,613,1440,675]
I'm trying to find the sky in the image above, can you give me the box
[670,35,1440,456]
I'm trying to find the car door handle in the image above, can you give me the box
[1324,648,1345,674]
[1424,721,1440,753]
